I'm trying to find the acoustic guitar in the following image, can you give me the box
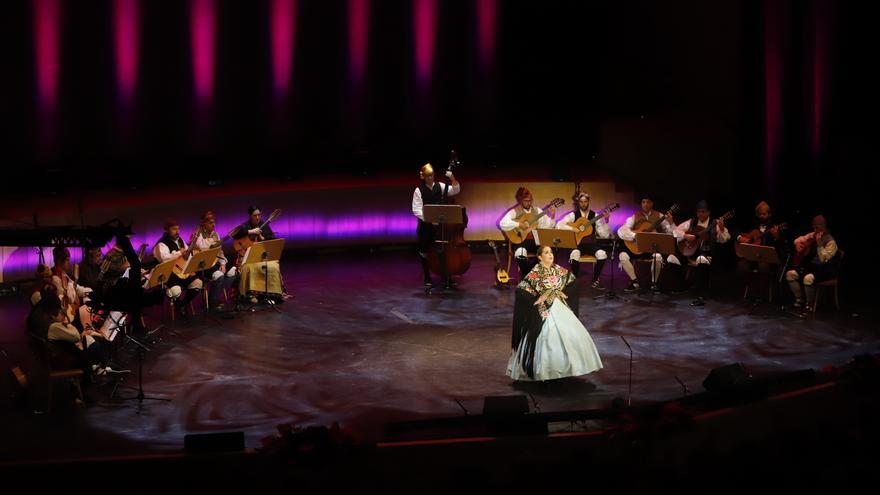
[504,198,565,245]
[677,210,736,258]
[566,203,621,244]
[172,226,203,279]
[623,203,681,255]
[734,222,788,258]
[233,208,282,256]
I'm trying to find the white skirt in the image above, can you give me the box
[507,299,603,381]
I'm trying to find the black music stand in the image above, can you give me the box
[594,235,626,302]
[423,205,465,293]
[181,247,222,313]
[738,243,784,304]
[635,232,676,293]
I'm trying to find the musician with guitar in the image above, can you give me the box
[735,201,788,302]
[785,215,839,311]
[152,218,204,311]
[555,192,618,290]
[499,187,558,279]
[412,162,461,290]
[669,200,733,306]
[616,195,681,292]
[233,206,285,303]
[194,210,235,310]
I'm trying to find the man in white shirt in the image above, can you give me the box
[412,163,461,290]
[669,200,731,306]
[785,215,839,311]
[499,187,556,279]
[616,195,679,292]
[555,192,611,289]
[152,219,203,310]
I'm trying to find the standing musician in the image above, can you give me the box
[234,206,285,304]
[785,215,839,311]
[555,192,611,289]
[152,219,203,310]
[499,187,556,278]
[616,195,680,292]
[412,163,461,290]
[736,200,787,302]
[669,200,731,306]
[194,211,235,310]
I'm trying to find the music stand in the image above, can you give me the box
[635,232,676,289]
[182,248,222,312]
[112,270,173,411]
[147,258,176,290]
[535,229,577,252]
[737,243,780,265]
[738,243,784,303]
[423,205,465,292]
[243,239,285,311]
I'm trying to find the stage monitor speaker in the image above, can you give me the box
[184,431,245,453]
[702,362,752,395]
[482,395,529,415]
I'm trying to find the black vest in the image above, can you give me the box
[159,234,185,253]
[573,209,596,221]
[418,182,449,226]
[690,217,717,253]
[419,182,448,206]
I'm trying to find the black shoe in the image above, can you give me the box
[624,281,640,292]
[591,280,606,290]
[690,297,705,307]
[444,278,457,289]
[651,284,661,293]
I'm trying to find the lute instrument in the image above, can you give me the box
[487,240,509,286]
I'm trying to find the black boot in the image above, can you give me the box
[420,257,432,289]
[591,259,606,289]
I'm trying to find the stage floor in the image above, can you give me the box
[2,251,878,462]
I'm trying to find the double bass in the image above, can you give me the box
[426,151,471,284]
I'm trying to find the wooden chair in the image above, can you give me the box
[812,250,844,313]
[577,255,598,281]
[28,334,84,412]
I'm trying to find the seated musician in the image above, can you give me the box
[499,187,555,278]
[30,264,54,306]
[77,246,104,290]
[51,246,93,326]
[616,195,680,292]
[194,210,235,310]
[234,206,285,304]
[27,286,109,388]
[152,219,203,310]
[555,192,611,289]
[785,215,839,311]
[736,201,786,302]
[669,200,731,306]
[412,163,461,289]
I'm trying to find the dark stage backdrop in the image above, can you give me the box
[0,1,873,286]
